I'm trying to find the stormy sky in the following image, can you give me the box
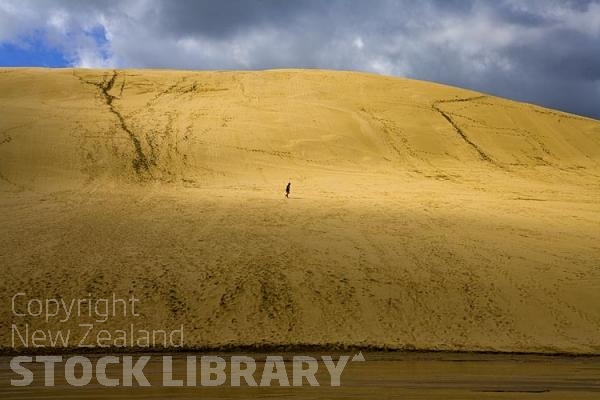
[1,0,599,118]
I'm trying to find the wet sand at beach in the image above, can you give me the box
[1,352,599,399]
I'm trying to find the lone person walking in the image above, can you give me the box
[285,181,291,198]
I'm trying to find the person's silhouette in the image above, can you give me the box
[285,181,291,198]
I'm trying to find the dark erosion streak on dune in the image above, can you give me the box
[74,70,152,178]
[433,96,495,163]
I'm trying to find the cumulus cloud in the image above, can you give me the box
[0,0,599,118]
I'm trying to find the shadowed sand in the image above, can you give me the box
[1,68,599,354]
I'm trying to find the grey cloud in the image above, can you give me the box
[156,0,326,39]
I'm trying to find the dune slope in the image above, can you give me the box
[1,68,599,354]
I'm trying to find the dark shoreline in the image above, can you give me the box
[2,343,599,358]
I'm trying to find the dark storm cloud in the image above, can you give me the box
[0,0,599,118]
[494,6,550,26]
[156,0,326,39]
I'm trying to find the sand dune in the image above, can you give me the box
[1,68,599,354]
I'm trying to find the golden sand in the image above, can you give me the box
[1,68,599,353]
